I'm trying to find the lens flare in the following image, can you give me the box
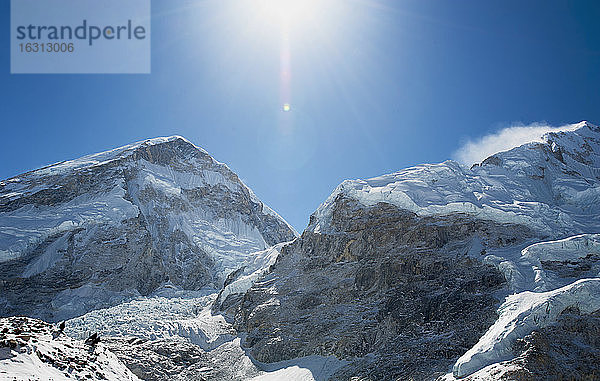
[283,103,291,112]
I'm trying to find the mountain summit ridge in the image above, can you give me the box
[311,120,600,237]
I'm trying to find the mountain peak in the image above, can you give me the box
[4,136,211,181]
[130,135,205,153]
[0,136,297,320]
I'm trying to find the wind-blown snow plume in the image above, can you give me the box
[453,122,583,165]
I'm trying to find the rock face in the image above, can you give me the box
[453,278,600,378]
[0,136,296,321]
[233,122,600,380]
[508,309,600,380]
[234,197,524,379]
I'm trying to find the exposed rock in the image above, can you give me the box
[234,196,531,379]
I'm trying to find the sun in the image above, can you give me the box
[233,0,347,114]
[253,0,321,29]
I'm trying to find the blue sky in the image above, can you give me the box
[1,0,600,232]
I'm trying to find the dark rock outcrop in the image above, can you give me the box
[234,196,534,379]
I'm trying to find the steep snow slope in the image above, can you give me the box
[452,278,600,378]
[0,136,296,321]
[0,316,139,381]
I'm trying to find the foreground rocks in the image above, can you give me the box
[0,316,138,380]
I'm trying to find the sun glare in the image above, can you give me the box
[231,0,349,116]
[254,0,320,28]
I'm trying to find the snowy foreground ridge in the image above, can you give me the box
[0,317,139,381]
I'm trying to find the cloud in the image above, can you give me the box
[453,122,583,165]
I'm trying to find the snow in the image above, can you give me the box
[21,136,200,177]
[519,234,600,292]
[312,122,600,237]
[137,160,241,194]
[249,354,348,381]
[251,366,315,381]
[51,285,142,322]
[452,278,600,378]
[0,317,139,381]
[441,362,523,381]
[125,159,275,280]
[0,182,139,263]
[522,233,600,262]
[22,231,69,278]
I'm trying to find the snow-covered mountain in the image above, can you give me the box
[2,123,600,380]
[235,121,600,380]
[312,121,600,237]
[0,136,297,321]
